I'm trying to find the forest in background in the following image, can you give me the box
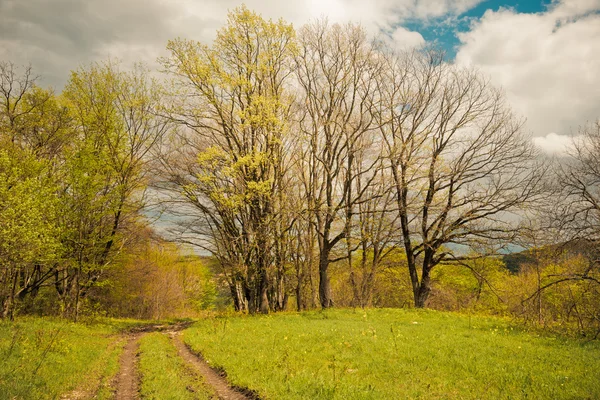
[0,6,598,337]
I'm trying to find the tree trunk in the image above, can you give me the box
[231,281,249,312]
[1,271,17,320]
[319,251,333,308]
[349,270,360,307]
[73,270,81,322]
[414,268,431,308]
[296,283,302,311]
[295,262,304,311]
[258,269,270,314]
[1,297,13,320]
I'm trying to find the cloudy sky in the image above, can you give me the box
[1,0,598,152]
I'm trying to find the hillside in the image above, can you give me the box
[183,309,600,399]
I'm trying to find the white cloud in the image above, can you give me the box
[532,132,578,154]
[550,0,600,18]
[389,26,426,50]
[306,0,348,22]
[412,0,483,20]
[455,0,600,138]
[0,0,482,89]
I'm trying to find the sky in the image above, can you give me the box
[1,0,599,153]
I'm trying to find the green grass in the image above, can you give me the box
[183,308,600,400]
[138,332,215,399]
[0,317,125,399]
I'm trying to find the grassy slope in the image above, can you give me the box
[138,332,215,399]
[183,308,600,400]
[0,317,126,399]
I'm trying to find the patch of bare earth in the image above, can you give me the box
[114,333,143,400]
[60,387,90,400]
[170,332,252,400]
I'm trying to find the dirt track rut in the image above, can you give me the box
[169,332,250,400]
[114,333,142,400]
[110,323,250,400]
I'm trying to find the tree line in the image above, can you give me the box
[156,7,544,312]
[1,7,598,330]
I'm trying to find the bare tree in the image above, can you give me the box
[376,49,545,307]
[556,120,600,239]
[346,160,399,307]
[0,62,37,142]
[294,21,383,308]
[531,120,600,334]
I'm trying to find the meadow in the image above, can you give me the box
[183,308,600,400]
[0,317,127,399]
[2,310,598,399]
[138,332,215,399]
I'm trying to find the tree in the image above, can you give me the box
[556,120,600,239]
[346,162,398,308]
[531,119,600,335]
[159,6,297,313]
[0,148,59,319]
[0,62,37,145]
[294,20,383,308]
[376,50,544,307]
[0,63,69,319]
[96,227,217,319]
[57,61,167,318]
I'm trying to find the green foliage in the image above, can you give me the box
[41,60,168,318]
[138,332,215,399]
[506,254,600,336]
[0,60,170,319]
[330,247,414,308]
[97,242,218,319]
[5,85,73,157]
[184,308,600,399]
[0,148,59,265]
[0,147,60,318]
[429,258,510,313]
[162,6,298,313]
[60,61,133,256]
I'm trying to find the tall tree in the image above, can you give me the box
[556,120,600,239]
[538,119,600,318]
[0,62,37,145]
[294,21,382,308]
[346,160,398,308]
[0,148,59,319]
[0,63,68,318]
[159,6,297,313]
[58,61,167,318]
[376,50,544,307]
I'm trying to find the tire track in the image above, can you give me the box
[169,332,252,400]
[115,333,143,400]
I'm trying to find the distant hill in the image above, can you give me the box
[502,239,599,273]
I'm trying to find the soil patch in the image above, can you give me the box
[170,332,253,400]
[114,333,142,400]
[113,322,193,399]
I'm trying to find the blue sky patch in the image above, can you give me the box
[398,0,553,60]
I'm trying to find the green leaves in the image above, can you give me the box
[161,6,298,313]
[0,148,59,265]
[0,60,166,318]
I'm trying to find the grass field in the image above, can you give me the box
[138,332,216,399]
[183,308,600,400]
[2,310,598,399]
[0,317,126,399]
